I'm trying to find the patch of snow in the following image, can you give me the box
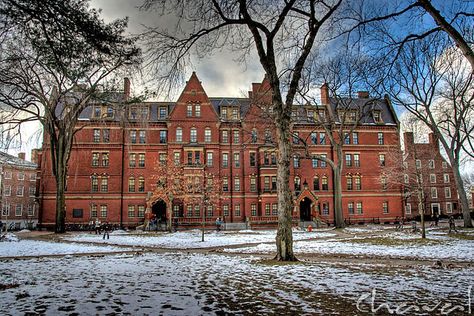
[0,233,19,242]
[18,229,31,233]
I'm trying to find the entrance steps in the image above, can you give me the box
[300,220,328,229]
[223,222,249,230]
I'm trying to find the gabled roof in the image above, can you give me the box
[0,151,37,169]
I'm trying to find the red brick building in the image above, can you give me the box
[38,73,404,229]
[402,132,460,218]
[1,151,38,230]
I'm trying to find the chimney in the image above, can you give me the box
[358,91,369,98]
[31,149,40,164]
[18,152,25,160]
[428,133,440,151]
[320,83,329,105]
[403,132,414,150]
[124,77,131,100]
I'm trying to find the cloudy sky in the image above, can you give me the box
[91,0,265,99]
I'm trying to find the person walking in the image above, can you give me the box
[448,216,457,234]
[102,222,110,239]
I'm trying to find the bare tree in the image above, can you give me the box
[374,34,473,228]
[0,0,139,233]
[142,0,343,261]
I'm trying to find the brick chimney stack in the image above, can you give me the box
[320,83,329,105]
[403,132,414,151]
[358,91,369,98]
[428,133,440,152]
[18,152,25,160]
[124,77,131,100]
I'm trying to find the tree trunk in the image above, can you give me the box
[54,148,67,234]
[417,189,426,239]
[275,111,297,261]
[333,166,344,228]
[451,162,473,228]
[333,145,345,228]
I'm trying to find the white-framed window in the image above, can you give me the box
[348,202,354,215]
[404,174,409,184]
[190,128,197,143]
[29,186,36,196]
[27,204,35,216]
[234,177,240,191]
[2,203,11,216]
[100,205,107,218]
[187,104,193,117]
[206,152,213,167]
[251,204,257,216]
[222,130,229,143]
[431,187,438,199]
[30,173,36,181]
[204,128,211,142]
[4,185,11,196]
[195,104,201,117]
[445,187,451,198]
[446,202,453,214]
[382,201,389,214]
[18,172,25,180]
[356,202,363,214]
[377,132,384,145]
[128,205,135,218]
[138,205,145,218]
[405,203,412,215]
[416,159,421,169]
[16,186,24,197]
[176,127,183,142]
[233,130,239,143]
[428,160,435,169]
[15,204,23,216]
[223,204,229,217]
[91,204,97,218]
[430,174,436,183]
[379,154,385,166]
[442,161,447,169]
[272,204,278,216]
[4,170,12,179]
[444,174,450,183]
[222,153,228,168]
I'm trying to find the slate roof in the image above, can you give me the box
[0,151,37,169]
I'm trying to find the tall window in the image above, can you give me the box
[234,153,240,167]
[194,205,200,217]
[93,129,100,142]
[102,153,109,167]
[377,132,384,145]
[293,154,300,168]
[381,176,387,190]
[207,205,213,218]
[195,104,201,117]
[91,176,98,192]
[222,153,228,167]
[379,154,385,166]
[139,130,146,143]
[195,152,201,164]
[250,152,256,167]
[444,174,450,183]
[265,129,271,143]
[159,131,167,143]
[223,204,229,217]
[129,130,137,143]
[207,152,213,167]
[128,205,135,218]
[294,176,301,191]
[271,176,277,191]
[251,130,257,143]
[101,177,108,192]
[16,186,24,196]
[430,174,436,183]
[354,176,361,190]
[405,203,412,215]
[264,176,270,191]
[348,202,354,215]
[204,128,211,142]
[352,132,359,145]
[103,129,110,143]
[354,154,360,167]
[90,204,98,218]
[176,128,183,142]
[311,132,317,144]
[313,176,320,190]
[428,160,435,169]
[221,107,227,119]
[129,153,136,167]
[186,205,193,217]
[319,132,326,144]
[250,177,257,192]
[320,154,327,168]
[174,152,180,165]
[383,201,389,214]
[312,156,318,168]
[222,130,229,143]
[138,176,145,192]
[190,128,197,143]
[416,159,421,169]
[187,104,193,117]
[446,202,453,213]
[404,174,409,184]
[138,154,145,167]
[431,187,438,198]
[100,205,107,218]
[223,177,228,192]
[293,132,299,144]
[445,187,451,198]
[345,154,352,167]
[138,205,145,218]
[272,204,278,215]
[322,176,328,191]
[234,177,240,191]
[356,202,363,214]
[92,153,100,166]
[159,107,167,119]
[233,130,239,143]
[322,203,329,215]
[234,204,240,217]
[251,204,257,216]
[129,177,135,192]
[344,132,350,145]
[232,108,238,120]
[347,177,353,190]
[265,203,271,216]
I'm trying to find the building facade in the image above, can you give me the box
[39,73,404,229]
[1,152,38,230]
[402,132,460,218]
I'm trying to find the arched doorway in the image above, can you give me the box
[300,198,312,221]
[152,200,167,221]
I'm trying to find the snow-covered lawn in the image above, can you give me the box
[0,252,472,315]
[224,232,474,262]
[0,237,131,258]
[64,229,336,249]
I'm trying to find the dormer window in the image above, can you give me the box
[159,107,167,119]
[94,106,101,118]
[106,106,114,118]
[348,111,357,122]
[221,107,227,119]
[92,105,114,119]
[373,110,383,123]
[232,108,239,120]
[307,110,314,122]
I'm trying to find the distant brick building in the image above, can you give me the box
[0,152,38,230]
[38,73,404,229]
[402,132,460,218]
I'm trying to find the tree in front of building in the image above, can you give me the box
[0,0,139,233]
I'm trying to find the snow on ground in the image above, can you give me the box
[225,234,474,261]
[65,229,336,249]
[0,238,132,257]
[0,252,472,315]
